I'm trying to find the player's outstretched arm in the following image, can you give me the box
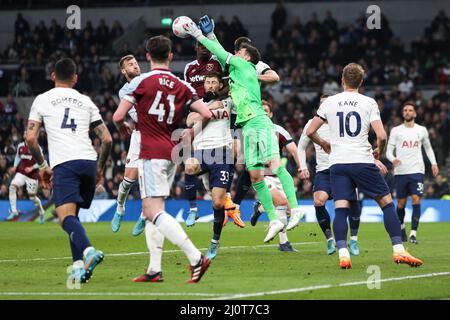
[184,21,232,67]
[370,120,387,160]
[306,116,330,154]
[258,70,280,84]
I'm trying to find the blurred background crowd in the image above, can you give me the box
[0,2,449,202]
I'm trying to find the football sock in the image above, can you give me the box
[62,215,92,261]
[213,207,225,241]
[274,166,299,209]
[333,208,350,250]
[145,221,164,274]
[411,204,421,231]
[315,206,333,240]
[233,170,251,204]
[382,202,402,245]
[397,207,406,225]
[153,212,201,266]
[349,200,361,237]
[185,174,198,210]
[410,230,417,237]
[276,206,288,244]
[226,165,235,193]
[252,180,277,221]
[117,178,134,213]
[30,196,44,215]
[9,185,17,213]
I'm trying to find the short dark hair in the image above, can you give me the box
[205,70,223,83]
[234,36,252,51]
[403,101,417,110]
[320,94,331,99]
[54,58,77,82]
[240,43,260,65]
[145,35,172,62]
[119,54,136,69]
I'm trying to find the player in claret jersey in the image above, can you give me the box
[387,102,439,244]
[6,130,45,223]
[307,63,423,269]
[113,35,213,283]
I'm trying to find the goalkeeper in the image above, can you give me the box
[184,16,304,242]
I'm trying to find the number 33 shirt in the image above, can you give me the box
[316,91,381,166]
[28,87,102,168]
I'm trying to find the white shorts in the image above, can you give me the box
[264,176,283,192]
[138,159,176,198]
[126,130,141,169]
[11,172,38,194]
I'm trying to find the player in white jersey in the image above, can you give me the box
[387,102,439,244]
[306,63,422,269]
[111,55,147,236]
[299,94,388,256]
[184,71,234,260]
[26,58,112,283]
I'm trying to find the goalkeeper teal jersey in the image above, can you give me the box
[199,37,266,125]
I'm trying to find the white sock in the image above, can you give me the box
[393,244,405,253]
[258,204,264,213]
[153,212,201,266]
[83,246,94,258]
[117,178,134,213]
[338,248,350,259]
[145,221,164,274]
[401,223,405,230]
[410,230,417,237]
[73,260,84,268]
[276,206,289,244]
[9,185,17,213]
[350,236,358,241]
[140,212,146,220]
[30,196,44,215]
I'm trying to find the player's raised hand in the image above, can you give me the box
[375,160,388,176]
[431,164,440,177]
[40,166,53,190]
[198,15,215,35]
[299,169,310,180]
[183,20,203,39]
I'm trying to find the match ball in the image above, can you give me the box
[172,16,192,38]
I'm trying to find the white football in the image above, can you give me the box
[172,16,193,38]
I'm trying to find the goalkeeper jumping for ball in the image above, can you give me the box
[184,16,304,242]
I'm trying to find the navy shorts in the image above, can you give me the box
[330,163,390,201]
[53,160,97,209]
[395,173,424,198]
[313,169,332,197]
[193,147,233,189]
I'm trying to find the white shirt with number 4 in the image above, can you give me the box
[28,87,102,168]
[316,91,380,166]
[386,124,437,175]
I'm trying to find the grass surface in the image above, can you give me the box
[0,221,449,300]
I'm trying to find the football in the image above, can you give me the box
[172,16,192,38]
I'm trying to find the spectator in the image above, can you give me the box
[271,1,287,38]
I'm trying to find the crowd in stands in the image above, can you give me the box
[0,7,449,203]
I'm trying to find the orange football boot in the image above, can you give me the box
[339,257,352,269]
[224,194,245,228]
[393,251,423,267]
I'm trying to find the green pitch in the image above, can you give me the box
[0,221,449,300]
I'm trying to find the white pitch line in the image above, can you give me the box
[208,272,450,300]
[0,241,320,263]
[0,292,224,297]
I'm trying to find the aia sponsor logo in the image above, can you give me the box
[401,140,420,148]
